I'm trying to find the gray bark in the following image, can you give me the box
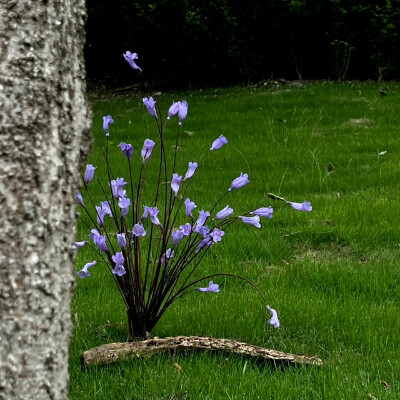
[0,1,91,399]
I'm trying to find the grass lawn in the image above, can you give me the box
[69,81,400,399]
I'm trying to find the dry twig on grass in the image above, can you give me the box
[82,336,322,367]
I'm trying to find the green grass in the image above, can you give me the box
[70,82,400,399]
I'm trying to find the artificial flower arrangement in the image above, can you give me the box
[75,52,312,339]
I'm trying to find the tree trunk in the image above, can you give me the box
[0,1,91,399]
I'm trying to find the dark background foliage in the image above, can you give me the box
[85,0,400,87]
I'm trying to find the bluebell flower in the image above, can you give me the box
[195,210,210,228]
[110,178,127,199]
[132,223,146,237]
[120,142,133,161]
[210,228,225,242]
[141,139,156,161]
[143,97,157,118]
[112,264,126,276]
[103,115,114,136]
[77,261,96,279]
[167,101,180,119]
[123,51,142,71]
[117,233,127,248]
[178,101,188,125]
[287,201,312,212]
[240,215,261,228]
[118,196,131,217]
[197,281,219,292]
[229,172,250,191]
[171,173,183,196]
[184,198,196,219]
[141,206,162,226]
[184,162,198,181]
[214,205,233,220]
[172,230,184,245]
[76,192,84,206]
[267,305,280,328]
[250,207,273,218]
[84,164,96,185]
[210,135,228,151]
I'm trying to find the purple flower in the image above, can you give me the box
[195,210,210,228]
[161,248,174,266]
[95,207,108,226]
[112,251,126,276]
[118,196,131,217]
[76,192,84,206]
[103,115,114,136]
[94,235,108,252]
[89,228,100,239]
[142,206,162,226]
[112,252,125,266]
[110,178,127,199]
[214,205,234,220]
[194,225,210,237]
[197,281,219,292]
[210,135,228,151]
[250,207,274,218]
[184,162,198,181]
[101,201,112,215]
[143,97,158,118]
[141,139,156,162]
[240,215,261,228]
[74,241,87,248]
[178,101,188,125]
[112,264,126,276]
[123,51,142,71]
[229,172,250,191]
[167,101,180,119]
[132,223,146,237]
[77,261,97,279]
[287,201,312,212]
[180,223,192,236]
[210,228,225,243]
[96,201,112,225]
[184,198,197,219]
[89,229,108,252]
[267,305,280,328]
[84,164,96,185]
[172,230,184,245]
[171,173,183,196]
[117,233,126,248]
[197,236,213,252]
[120,142,134,161]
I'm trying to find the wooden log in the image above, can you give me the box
[82,336,322,367]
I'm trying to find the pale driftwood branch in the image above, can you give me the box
[82,336,322,367]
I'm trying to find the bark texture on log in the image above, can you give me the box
[0,1,91,399]
[82,336,323,367]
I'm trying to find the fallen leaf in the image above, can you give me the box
[173,363,182,373]
[381,380,391,390]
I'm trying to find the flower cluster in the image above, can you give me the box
[75,52,312,337]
